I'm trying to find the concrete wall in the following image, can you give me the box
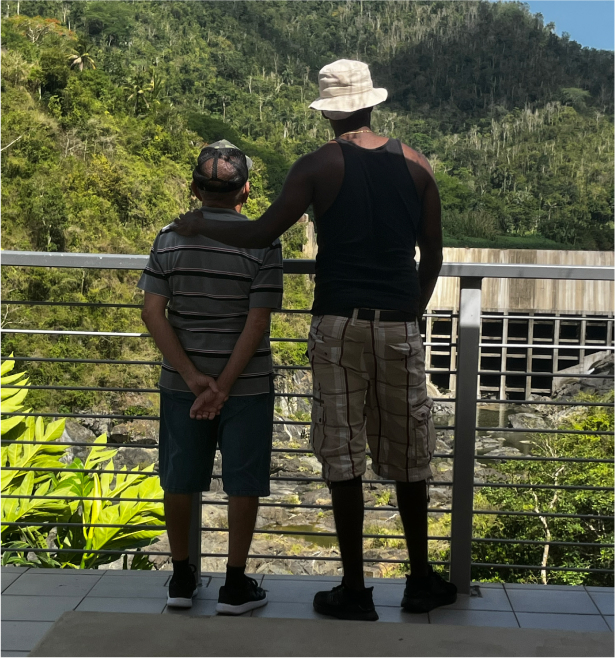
[428,248,614,313]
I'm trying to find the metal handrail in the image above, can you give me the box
[3,386,613,407]
[1,251,613,589]
[3,521,610,550]
[3,250,614,281]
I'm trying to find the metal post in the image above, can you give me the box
[449,277,482,594]
[553,314,561,380]
[526,314,534,398]
[449,314,458,393]
[579,313,587,366]
[499,314,509,401]
[188,492,202,586]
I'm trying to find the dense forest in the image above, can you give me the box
[2,0,613,255]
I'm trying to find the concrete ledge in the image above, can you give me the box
[30,611,614,657]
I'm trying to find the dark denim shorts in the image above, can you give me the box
[158,380,274,497]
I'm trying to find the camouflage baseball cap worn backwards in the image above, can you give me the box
[207,139,253,170]
[193,139,253,194]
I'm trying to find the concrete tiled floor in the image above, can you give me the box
[505,587,601,614]
[515,612,610,631]
[1,566,613,656]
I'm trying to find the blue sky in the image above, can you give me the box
[521,1,614,51]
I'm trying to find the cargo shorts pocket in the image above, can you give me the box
[308,335,343,366]
[312,400,325,425]
[384,342,412,360]
[410,398,436,465]
[310,400,326,456]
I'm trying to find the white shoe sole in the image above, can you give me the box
[216,594,268,615]
[167,590,197,608]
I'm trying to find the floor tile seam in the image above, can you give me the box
[1,572,26,592]
[100,572,171,580]
[585,591,606,615]
[78,593,169,599]
[506,588,598,595]
[509,607,609,615]
[587,590,612,616]
[2,592,86,598]
[15,573,104,597]
[72,590,89,613]
[0,591,87,622]
[502,585,521,627]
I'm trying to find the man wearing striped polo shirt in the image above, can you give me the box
[139,141,282,614]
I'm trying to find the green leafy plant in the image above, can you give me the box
[1,358,165,569]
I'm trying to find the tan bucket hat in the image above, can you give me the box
[309,59,387,112]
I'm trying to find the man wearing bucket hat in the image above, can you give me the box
[173,61,455,621]
[139,140,282,614]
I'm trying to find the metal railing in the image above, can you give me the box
[1,251,613,593]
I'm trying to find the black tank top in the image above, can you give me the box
[311,138,422,316]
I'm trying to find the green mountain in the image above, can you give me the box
[1,1,613,408]
[2,0,613,254]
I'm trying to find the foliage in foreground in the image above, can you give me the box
[1,357,165,569]
[472,395,614,586]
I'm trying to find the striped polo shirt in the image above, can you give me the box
[138,207,283,396]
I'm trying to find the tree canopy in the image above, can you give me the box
[1,0,613,253]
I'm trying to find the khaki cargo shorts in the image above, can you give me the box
[307,314,436,483]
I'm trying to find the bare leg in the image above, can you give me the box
[164,493,192,561]
[331,478,365,591]
[396,480,429,578]
[227,496,259,567]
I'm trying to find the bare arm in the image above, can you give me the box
[416,166,443,317]
[141,292,219,417]
[172,157,315,247]
[191,307,273,419]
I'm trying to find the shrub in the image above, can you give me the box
[1,357,165,569]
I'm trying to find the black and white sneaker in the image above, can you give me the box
[216,576,268,615]
[401,566,457,613]
[167,565,198,608]
[313,581,379,621]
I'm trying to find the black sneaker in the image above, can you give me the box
[216,576,268,615]
[167,565,198,608]
[401,566,457,613]
[313,581,379,621]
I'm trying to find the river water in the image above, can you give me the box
[435,404,534,455]
[264,524,339,549]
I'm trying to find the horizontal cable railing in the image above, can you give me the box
[1,252,613,591]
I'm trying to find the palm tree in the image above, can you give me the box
[127,76,154,116]
[147,69,165,106]
[67,51,96,72]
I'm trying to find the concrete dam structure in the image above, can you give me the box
[428,247,613,314]
[302,219,613,398]
[425,248,614,397]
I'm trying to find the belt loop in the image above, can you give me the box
[374,309,381,330]
[351,308,359,326]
